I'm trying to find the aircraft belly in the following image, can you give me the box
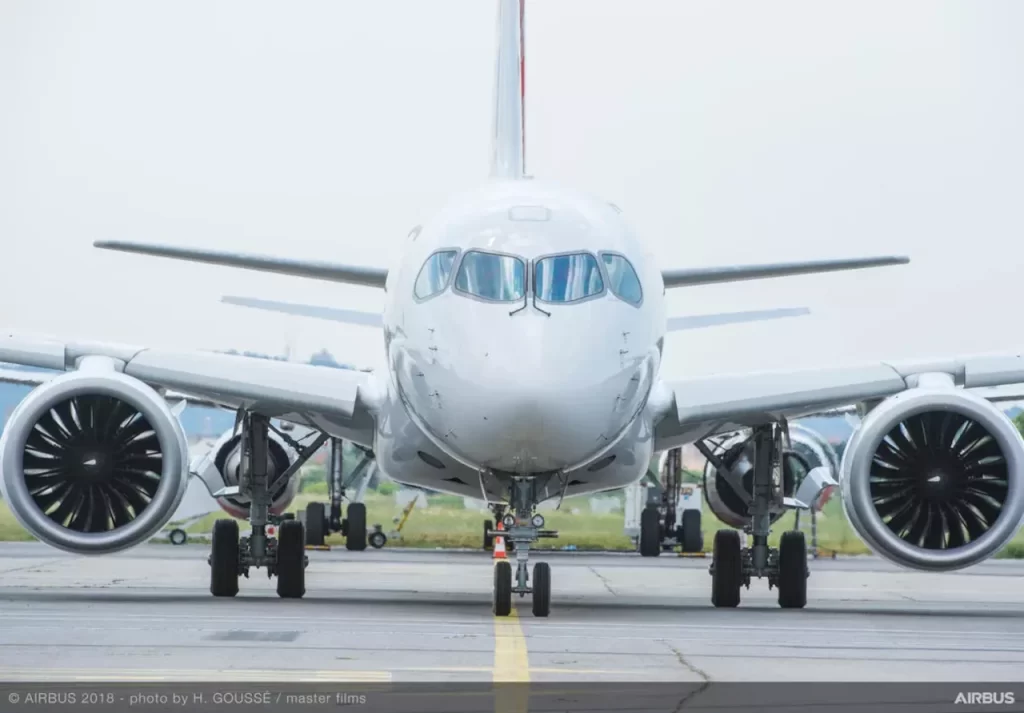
[374,392,653,502]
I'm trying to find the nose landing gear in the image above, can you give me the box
[488,477,558,617]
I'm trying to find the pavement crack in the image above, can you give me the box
[588,566,615,595]
[661,640,710,711]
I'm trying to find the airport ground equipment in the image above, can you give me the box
[370,494,419,548]
[163,512,211,546]
[302,438,375,550]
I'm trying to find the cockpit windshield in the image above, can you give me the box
[413,250,458,299]
[534,252,605,303]
[601,253,643,305]
[453,250,526,302]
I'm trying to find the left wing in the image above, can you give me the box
[0,334,380,447]
[651,352,1024,451]
[0,365,226,409]
[94,241,389,289]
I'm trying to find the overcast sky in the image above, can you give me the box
[2,1,1023,379]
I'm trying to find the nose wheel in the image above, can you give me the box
[491,560,551,617]
[488,477,558,618]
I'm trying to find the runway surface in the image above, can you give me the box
[0,542,1023,683]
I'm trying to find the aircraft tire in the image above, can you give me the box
[777,530,808,609]
[305,502,327,547]
[345,503,367,551]
[532,562,551,618]
[210,519,239,598]
[711,529,742,608]
[493,560,512,616]
[276,520,306,599]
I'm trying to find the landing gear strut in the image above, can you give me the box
[208,412,310,598]
[489,477,558,618]
[699,422,808,609]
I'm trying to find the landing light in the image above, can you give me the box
[502,515,515,529]
[532,514,545,528]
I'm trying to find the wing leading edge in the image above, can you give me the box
[94,241,388,289]
[652,352,1024,451]
[662,255,909,288]
[0,334,380,447]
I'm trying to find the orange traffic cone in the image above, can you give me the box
[493,522,507,560]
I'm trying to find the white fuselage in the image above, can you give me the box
[371,179,667,501]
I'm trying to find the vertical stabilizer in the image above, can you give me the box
[490,0,525,179]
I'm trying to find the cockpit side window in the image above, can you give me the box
[601,253,643,306]
[534,252,605,303]
[453,250,526,303]
[413,250,458,300]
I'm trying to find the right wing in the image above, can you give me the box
[0,333,380,447]
[662,255,908,288]
[652,352,1024,451]
[94,241,388,289]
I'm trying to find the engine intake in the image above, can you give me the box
[841,388,1024,571]
[0,371,189,554]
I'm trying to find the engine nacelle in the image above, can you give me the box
[191,426,300,518]
[841,387,1024,571]
[703,424,839,528]
[0,371,190,554]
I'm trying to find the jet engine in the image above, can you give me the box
[841,387,1024,571]
[703,424,839,528]
[0,370,190,554]
[191,426,301,519]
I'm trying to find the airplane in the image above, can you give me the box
[2,0,1024,618]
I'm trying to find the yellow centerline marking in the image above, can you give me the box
[493,605,530,683]
[493,572,531,713]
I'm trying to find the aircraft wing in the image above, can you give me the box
[94,241,389,289]
[661,255,909,288]
[653,352,1024,451]
[0,365,240,411]
[0,334,379,447]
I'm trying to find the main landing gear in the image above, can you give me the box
[303,438,370,550]
[698,422,808,609]
[489,477,558,618]
[209,412,317,599]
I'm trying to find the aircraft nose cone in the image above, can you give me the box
[399,330,655,473]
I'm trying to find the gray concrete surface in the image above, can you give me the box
[0,542,1022,682]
